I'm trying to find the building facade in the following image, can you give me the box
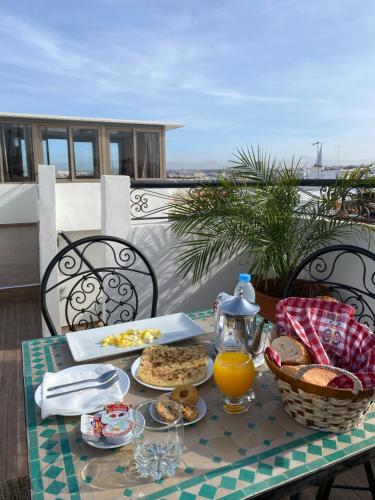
[0,113,182,182]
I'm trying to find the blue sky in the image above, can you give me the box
[0,0,375,168]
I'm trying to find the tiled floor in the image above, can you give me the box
[0,224,39,287]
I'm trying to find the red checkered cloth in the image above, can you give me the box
[266,297,375,390]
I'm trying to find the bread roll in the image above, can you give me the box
[280,365,300,377]
[300,367,338,387]
[271,337,312,365]
[316,295,338,303]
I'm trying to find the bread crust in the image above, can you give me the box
[300,367,338,387]
[280,365,300,377]
[271,337,311,365]
[316,295,338,302]
[280,364,339,388]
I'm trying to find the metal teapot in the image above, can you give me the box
[214,291,261,355]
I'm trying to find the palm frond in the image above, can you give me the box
[168,146,375,284]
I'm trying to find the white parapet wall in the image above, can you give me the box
[128,222,246,315]
[38,165,59,336]
[0,183,38,224]
[36,173,375,334]
[56,182,101,232]
[101,175,131,238]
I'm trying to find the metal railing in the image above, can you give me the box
[130,181,203,221]
[130,179,375,224]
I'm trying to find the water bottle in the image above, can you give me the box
[234,273,256,303]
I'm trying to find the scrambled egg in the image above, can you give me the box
[101,328,161,348]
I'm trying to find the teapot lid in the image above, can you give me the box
[220,292,260,316]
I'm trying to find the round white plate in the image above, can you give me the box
[34,366,130,416]
[150,395,206,427]
[83,412,145,450]
[131,357,214,391]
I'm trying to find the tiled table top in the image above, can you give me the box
[23,310,375,499]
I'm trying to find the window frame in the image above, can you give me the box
[134,128,163,180]
[106,126,163,180]
[71,127,101,180]
[0,122,35,183]
[37,123,102,182]
[105,126,135,177]
[0,118,166,183]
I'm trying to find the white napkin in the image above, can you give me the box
[40,364,123,419]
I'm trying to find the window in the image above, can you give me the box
[108,129,161,179]
[109,130,134,177]
[72,128,99,178]
[136,131,161,178]
[41,126,99,179]
[42,127,70,179]
[0,123,33,181]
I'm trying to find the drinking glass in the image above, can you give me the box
[133,400,184,480]
[214,348,255,414]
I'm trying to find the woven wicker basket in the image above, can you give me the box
[265,352,375,433]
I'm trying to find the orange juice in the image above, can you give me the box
[214,351,255,398]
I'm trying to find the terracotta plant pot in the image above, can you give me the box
[253,279,284,323]
[253,278,329,323]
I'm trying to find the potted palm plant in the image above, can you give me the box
[168,147,370,321]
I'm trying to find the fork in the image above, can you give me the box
[46,375,119,399]
[47,369,117,391]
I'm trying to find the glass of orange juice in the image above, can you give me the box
[213,349,255,414]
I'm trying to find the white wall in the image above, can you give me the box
[0,184,37,224]
[32,173,375,334]
[55,223,245,326]
[54,182,375,325]
[129,222,245,314]
[38,165,59,336]
[56,183,101,231]
[55,178,243,320]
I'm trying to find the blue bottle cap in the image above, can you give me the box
[239,273,251,282]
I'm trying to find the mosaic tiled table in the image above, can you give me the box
[23,310,375,500]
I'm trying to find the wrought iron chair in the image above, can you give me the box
[41,235,158,336]
[283,244,375,500]
[283,244,375,330]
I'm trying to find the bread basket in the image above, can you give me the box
[265,346,375,433]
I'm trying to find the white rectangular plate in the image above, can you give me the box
[66,313,206,362]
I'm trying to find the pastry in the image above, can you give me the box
[181,404,199,422]
[137,345,208,387]
[170,384,199,406]
[271,337,311,365]
[155,400,180,422]
[300,367,338,387]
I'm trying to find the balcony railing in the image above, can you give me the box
[130,179,375,224]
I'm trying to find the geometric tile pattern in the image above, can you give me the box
[22,309,375,499]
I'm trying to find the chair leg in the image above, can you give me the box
[315,477,335,500]
[364,461,375,500]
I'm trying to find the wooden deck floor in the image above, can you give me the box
[0,288,41,482]
[0,224,39,288]
[0,289,374,499]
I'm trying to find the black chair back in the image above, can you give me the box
[41,235,158,336]
[283,245,375,330]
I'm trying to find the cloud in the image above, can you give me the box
[1,1,375,164]
[182,87,328,104]
[0,11,117,82]
[0,8,328,108]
